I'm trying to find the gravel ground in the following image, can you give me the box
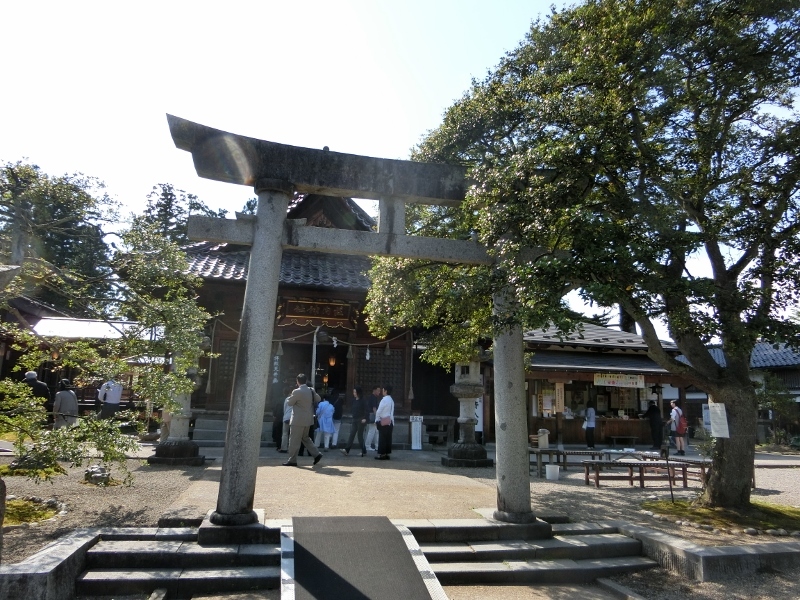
[1,453,799,600]
[1,458,207,565]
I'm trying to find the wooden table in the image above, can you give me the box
[528,448,604,477]
[607,435,639,448]
[529,448,561,477]
[603,449,660,461]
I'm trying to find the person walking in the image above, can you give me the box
[364,385,381,451]
[644,400,663,450]
[284,374,323,467]
[279,387,293,453]
[25,370,52,407]
[330,391,343,448]
[667,400,687,456]
[53,379,79,429]
[374,384,395,460]
[98,376,123,419]
[315,392,335,451]
[584,400,596,450]
[341,386,368,457]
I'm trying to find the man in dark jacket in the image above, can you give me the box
[644,400,663,450]
[25,371,53,423]
[341,386,368,456]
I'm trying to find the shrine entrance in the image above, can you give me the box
[168,114,548,533]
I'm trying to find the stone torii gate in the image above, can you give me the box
[168,115,549,533]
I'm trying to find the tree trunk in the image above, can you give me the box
[697,385,757,508]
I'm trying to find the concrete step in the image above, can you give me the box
[192,419,277,448]
[76,566,279,598]
[432,555,657,585]
[86,540,280,569]
[192,429,227,441]
[193,418,229,431]
[192,438,276,448]
[421,533,641,563]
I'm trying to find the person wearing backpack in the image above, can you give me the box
[668,400,687,456]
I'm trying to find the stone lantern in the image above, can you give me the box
[147,338,208,466]
[441,359,493,467]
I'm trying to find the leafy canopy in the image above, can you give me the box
[370,0,800,392]
[367,0,800,508]
[0,161,117,315]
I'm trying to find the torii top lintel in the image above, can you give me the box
[167,115,467,206]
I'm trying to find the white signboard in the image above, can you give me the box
[593,374,645,388]
[554,382,565,413]
[474,396,484,433]
[708,403,730,438]
[410,415,424,450]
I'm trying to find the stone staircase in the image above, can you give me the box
[76,527,280,598]
[72,520,656,598]
[420,522,656,585]
[191,416,275,448]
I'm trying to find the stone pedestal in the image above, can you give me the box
[198,509,277,545]
[441,376,493,468]
[147,439,205,466]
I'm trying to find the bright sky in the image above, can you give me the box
[1,1,683,340]
[2,0,566,218]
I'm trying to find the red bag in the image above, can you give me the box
[676,412,688,435]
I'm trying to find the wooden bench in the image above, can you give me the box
[640,455,713,485]
[583,459,696,488]
[607,435,638,448]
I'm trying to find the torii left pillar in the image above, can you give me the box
[209,179,292,527]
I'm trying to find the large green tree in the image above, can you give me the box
[0,217,211,562]
[141,183,227,246]
[0,161,117,314]
[367,0,800,508]
[0,169,213,561]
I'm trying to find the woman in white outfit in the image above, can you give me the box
[374,384,395,460]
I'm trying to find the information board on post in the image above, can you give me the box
[410,415,424,450]
[554,382,565,413]
[708,403,730,438]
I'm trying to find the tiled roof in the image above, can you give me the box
[524,323,677,352]
[701,343,800,369]
[184,243,372,291]
[528,349,670,374]
[185,243,249,281]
